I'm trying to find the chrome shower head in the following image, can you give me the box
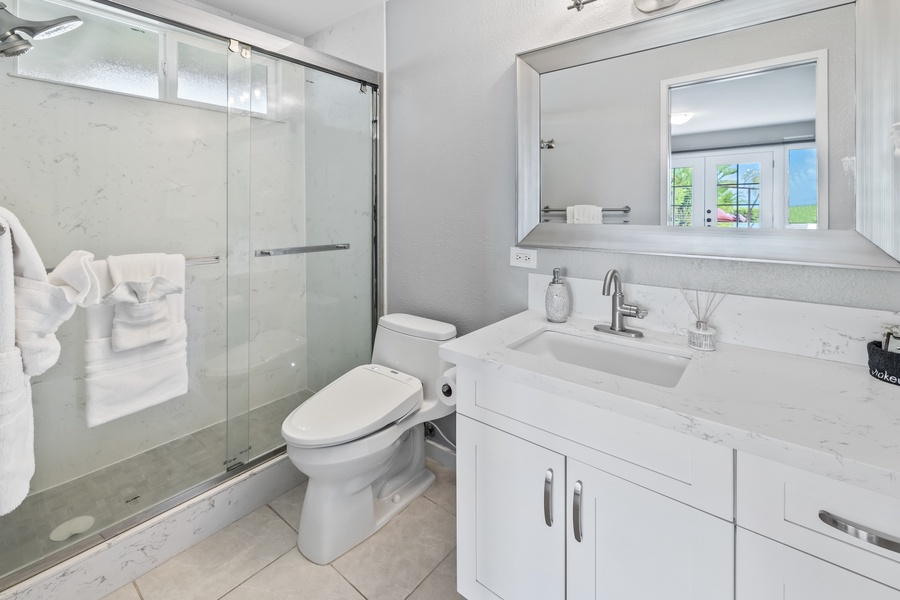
[0,33,32,57]
[0,2,81,52]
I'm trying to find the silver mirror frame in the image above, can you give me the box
[516,0,900,271]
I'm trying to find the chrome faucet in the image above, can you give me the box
[594,269,647,338]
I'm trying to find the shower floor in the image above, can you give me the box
[0,391,312,584]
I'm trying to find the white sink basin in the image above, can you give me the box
[509,329,691,388]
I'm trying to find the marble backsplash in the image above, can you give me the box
[528,273,900,367]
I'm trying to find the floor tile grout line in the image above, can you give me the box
[214,544,296,600]
[402,544,456,600]
[421,494,457,520]
[330,562,368,600]
[267,487,305,533]
[132,580,146,600]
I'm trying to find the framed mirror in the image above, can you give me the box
[516,0,900,270]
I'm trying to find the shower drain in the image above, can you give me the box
[49,516,95,542]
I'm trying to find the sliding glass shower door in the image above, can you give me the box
[226,46,376,467]
[0,0,377,586]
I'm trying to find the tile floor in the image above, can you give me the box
[101,460,463,600]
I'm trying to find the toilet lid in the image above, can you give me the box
[283,364,423,448]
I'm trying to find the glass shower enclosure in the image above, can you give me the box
[0,0,378,588]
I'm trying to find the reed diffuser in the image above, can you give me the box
[679,287,727,351]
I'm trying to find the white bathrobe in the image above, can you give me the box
[0,207,74,516]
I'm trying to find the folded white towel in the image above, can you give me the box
[567,205,604,224]
[84,321,188,427]
[104,254,184,352]
[48,250,102,307]
[84,258,188,427]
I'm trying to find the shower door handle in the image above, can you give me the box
[255,243,350,257]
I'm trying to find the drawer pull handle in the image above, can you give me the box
[544,469,554,527]
[573,480,584,543]
[818,510,900,554]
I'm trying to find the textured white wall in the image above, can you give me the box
[385,0,900,337]
[306,4,385,73]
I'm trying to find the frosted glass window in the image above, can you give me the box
[17,0,160,99]
[178,43,268,114]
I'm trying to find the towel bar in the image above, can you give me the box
[541,205,631,214]
[45,254,221,273]
[255,243,350,257]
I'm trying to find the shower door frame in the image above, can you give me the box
[0,0,382,591]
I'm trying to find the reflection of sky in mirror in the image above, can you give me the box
[789,148,817,207]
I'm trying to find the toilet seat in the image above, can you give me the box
[283,364,423,448]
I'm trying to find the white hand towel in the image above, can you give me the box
[48,250,102,307]
[572,205,604,224]
[566,206,575,223]
[104,254,185,352]
[84,258,188,427]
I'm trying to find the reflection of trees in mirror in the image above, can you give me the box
[670,167,694,227]
[716,163,759,227]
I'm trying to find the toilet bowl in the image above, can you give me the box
[281,314,456,565]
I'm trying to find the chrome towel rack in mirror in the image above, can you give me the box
[541,206,631,224]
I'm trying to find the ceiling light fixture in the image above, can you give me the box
[670,112,694,125]
[634,0,681,13]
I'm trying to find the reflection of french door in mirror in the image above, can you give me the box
[670,146,819,229]
[670,152,775,228]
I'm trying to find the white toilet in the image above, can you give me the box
[281,313,457,565]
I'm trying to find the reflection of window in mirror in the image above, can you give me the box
[663,53,826,229]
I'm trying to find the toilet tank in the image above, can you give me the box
[371,314,456,400]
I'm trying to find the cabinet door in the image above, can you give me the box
[457,416,566,600]
[567,458,733,600]
[737,528,900,599]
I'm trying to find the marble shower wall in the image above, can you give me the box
[0,47,308,491]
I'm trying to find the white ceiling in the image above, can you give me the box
[187,0,385,39]
[670,63,817,136]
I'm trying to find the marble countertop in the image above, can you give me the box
[439,310,900,500]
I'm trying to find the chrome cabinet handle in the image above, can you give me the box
[819,510,900,554]
[573,480,584,542]
[544,469,554,527]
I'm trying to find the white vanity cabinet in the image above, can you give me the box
[455,370,735,600]
[737,529,900,599]
[735,452,900,598]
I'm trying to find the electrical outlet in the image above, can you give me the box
[510,247,537,268]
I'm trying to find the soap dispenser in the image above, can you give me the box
[545,268,570,323]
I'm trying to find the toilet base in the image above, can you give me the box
[295,426,436,565]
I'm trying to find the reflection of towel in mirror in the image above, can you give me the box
[104,254,184,352]
[566,205,604,224]
[84,256,187,427]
